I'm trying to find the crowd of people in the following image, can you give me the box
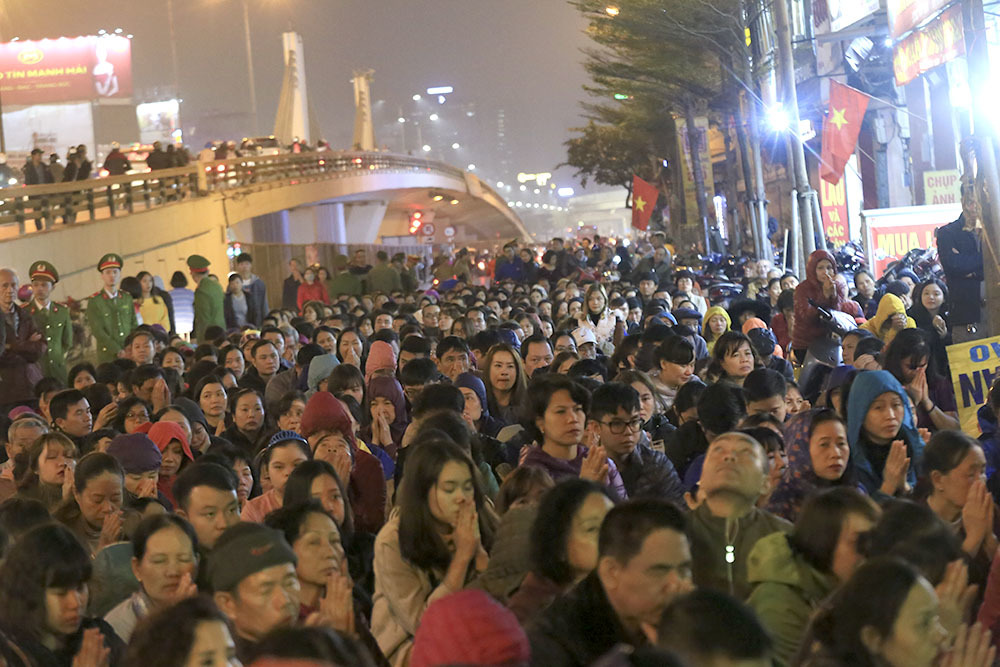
[0,215,996,667]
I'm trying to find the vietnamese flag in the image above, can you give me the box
[820,81,870,185]
[631,175,659,231]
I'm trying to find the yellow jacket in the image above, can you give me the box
[860,293,915,345]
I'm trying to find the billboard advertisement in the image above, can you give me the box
[2,101,95,163]
[893,5,964,86]
[861,203,960,277]
[887,0,952,38]
[0,35,132,106]
[820,177,850,246]
[136,100,180,145]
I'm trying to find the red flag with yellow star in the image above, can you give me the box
[631,175,659,231]
[820,81,870,185]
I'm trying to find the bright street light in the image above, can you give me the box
[605,5,620,16]
[452,142,460,149]
[557,187,575,197]
[412,94,422,101]
[397,117,406,123]
[467,164,476,170]
[429,113,440,121]
[422,144,431,152]
[766,105,790,131]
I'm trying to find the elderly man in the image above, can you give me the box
[687,432,791,599]
[0,268,45,411]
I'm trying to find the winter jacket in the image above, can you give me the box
[747,532,838,667]
[937,214,983,325]
[297,281,329,311]
[614,442,685,505]
[845,370,925,495]
[686,501,792,600]
[0,305,44,407]
[241,274,268,326]
[520,445,627,500]
[663,420,708,479]
[792,250,863,351]
[979,404,1000,481]
[528,572,645,667]
[859,293,915,345]
[471,506,535,604]
[702,306,731,355]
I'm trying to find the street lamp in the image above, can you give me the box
[605,5,620,16]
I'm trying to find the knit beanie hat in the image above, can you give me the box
[172,397,209,430]
[411,590,530,667]
[208,522,297,592]
[106,433,162,473]
[364,341,397,386]
[147,421,195,462]
[299,391,356,449]
[306,353,340,393]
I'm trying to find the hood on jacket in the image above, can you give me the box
[702,306,731,342]
[805,250,837,285]
[364,340,397,386]
[742,317,768,334]
[746,532,837,598]
[299,391,357,449]
[366,375,410,432]
[861,294,915,343]
[845,370,923,478]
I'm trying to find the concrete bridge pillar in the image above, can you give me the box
[313,203,348,252]
[250,211,290,243]
[344,202,388,244]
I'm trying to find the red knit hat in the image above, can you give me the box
[299,391,356,450]
[411,590,531,667]
[147,421,195,462]
[364,340,397,386]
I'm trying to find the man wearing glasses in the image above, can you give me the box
[588,382,684,505]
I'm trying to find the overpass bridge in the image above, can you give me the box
[0,151,527,300]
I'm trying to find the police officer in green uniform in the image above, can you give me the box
[26,260,72,383]
[86,253,138,363]
[188,254,225,343]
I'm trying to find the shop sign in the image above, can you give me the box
[820,178,850,246]
[893,5,964,85]
[887,0,952,38]
[923,169,961,204]
[0,35,132,105]
[829,0,882,33]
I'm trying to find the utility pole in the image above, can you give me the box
[963,0,1000,336]
[167,0,182,138]
[773,0,815,264]
[242,0,259,136]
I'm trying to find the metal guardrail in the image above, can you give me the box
[0,151,471,234]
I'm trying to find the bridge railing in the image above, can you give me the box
[0,151,470,234]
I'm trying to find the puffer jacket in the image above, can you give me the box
[747,532,838,667]
[792,250,863,351]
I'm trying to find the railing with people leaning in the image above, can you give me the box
[0,150,473,234]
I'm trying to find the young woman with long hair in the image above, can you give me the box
[483,343,528,427]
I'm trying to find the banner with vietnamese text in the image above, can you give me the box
[946,336,1000,436]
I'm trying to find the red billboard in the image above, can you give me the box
[869,221,938,277]
[0,35,132,106]
[819,177,850,246]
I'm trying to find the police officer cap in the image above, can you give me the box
[97,253,123,272]
[187,255,211,273]
[29,260,58,284]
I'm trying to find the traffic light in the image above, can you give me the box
[408,210,423,234]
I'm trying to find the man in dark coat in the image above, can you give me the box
[281,258,303,312]
[529,500,692,666]
[235,253,268,326]
[102,143,131,176]
[937,184,984,343]
[0,268,45,410]
[145,141,170,170]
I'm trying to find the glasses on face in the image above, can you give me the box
[600,418,643,434]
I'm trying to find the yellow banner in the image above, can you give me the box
[946,336,1000,436]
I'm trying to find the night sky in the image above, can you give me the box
[2,0,593,187]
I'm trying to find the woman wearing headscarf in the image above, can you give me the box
[147,420,194,508]
[792,250,864,362]
[860,292,915,346]
[702,305,731,356]
[365,340,397,386]
[846,370,926,498]
[363,376,409,462]
[455,371,504,438]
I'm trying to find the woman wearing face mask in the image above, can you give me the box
[846,370,926,497]
[371,439,497,666]
[104,515,198,643]
[240,431,311,524]
[297,266,330,312]
[53,452,125,558]
[0,523,126,667]
[506,479,613,626]
[883,329,960,432]
[748,488,881,666]
[362,376,409,462]
[800,557,994,667]
[909,279,952,377]
[768,409,856,522]
[123,596,239,667]
[792,249,863,363]
[13,433,78,512]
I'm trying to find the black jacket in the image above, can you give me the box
[936,214,983,325]
[616,442,685,505]
[528,572,644,667]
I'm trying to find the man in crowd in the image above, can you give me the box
[282,258,303,311]
[367,251,402,294]
[235,253,268,326]
[26,260,72,384]
[189,254,225,343]
[0,268,44,411]
[86,253,138,363]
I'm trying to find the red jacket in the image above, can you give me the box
[791,250,863,350]
[296,281,330,312]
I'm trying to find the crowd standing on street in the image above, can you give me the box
[0,204,999,667]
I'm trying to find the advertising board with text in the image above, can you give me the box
[893,5,964,86]
[946,336,1000,436]
[0,35,132,106]
[861,203,960,277]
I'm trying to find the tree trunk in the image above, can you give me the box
[734,111,759,258]
[684,98,712,253]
